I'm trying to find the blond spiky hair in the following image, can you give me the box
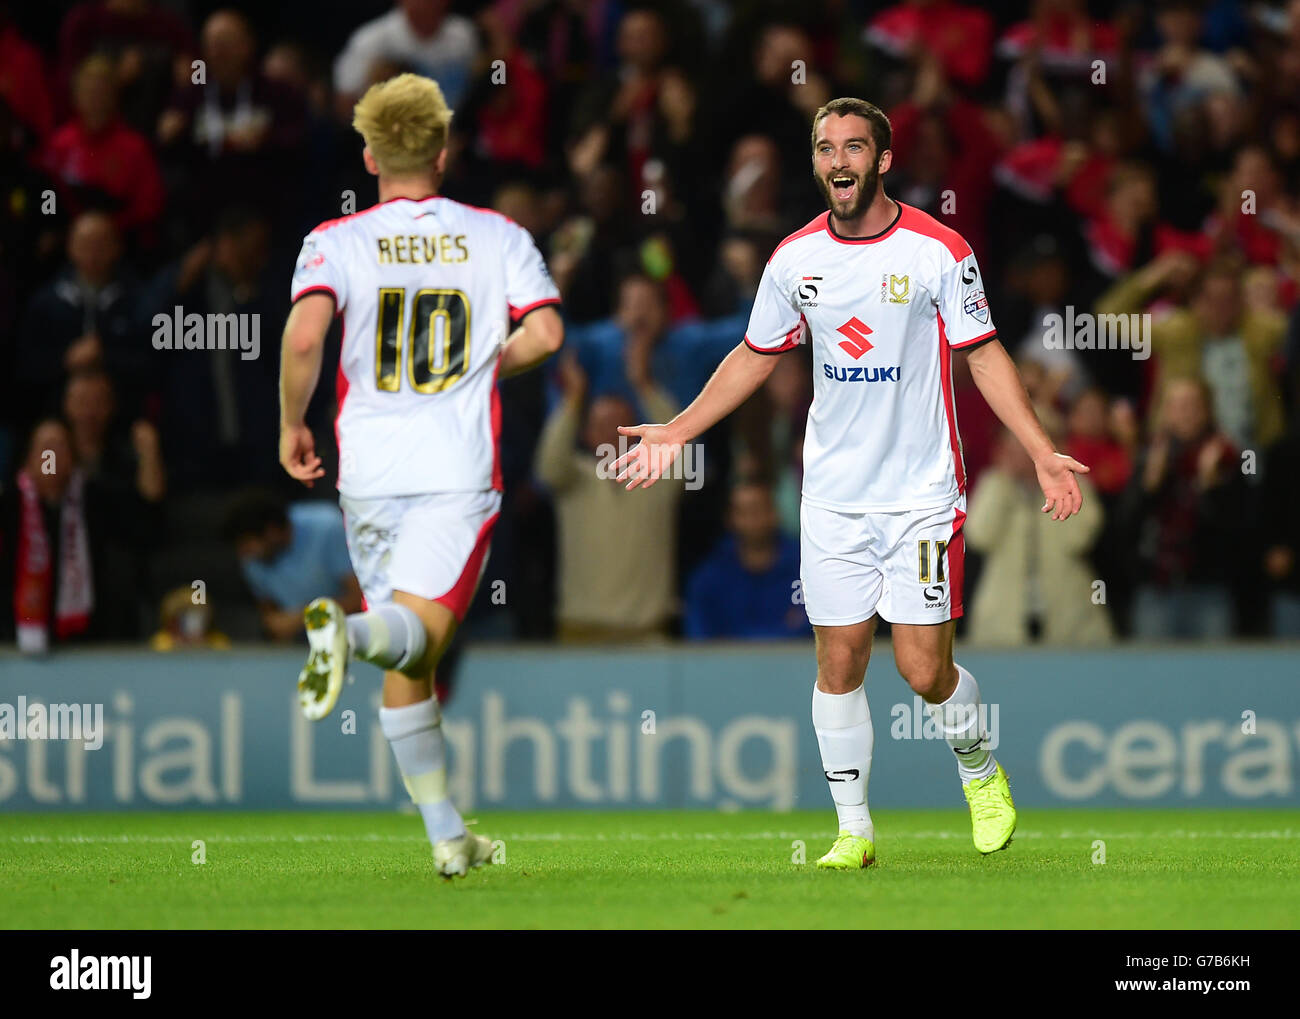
[352,73,453,176]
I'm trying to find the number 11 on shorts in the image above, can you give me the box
[918,539,948,584]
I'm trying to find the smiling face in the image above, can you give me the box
[813,112,889,223]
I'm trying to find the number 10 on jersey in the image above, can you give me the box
[375,287,471,394]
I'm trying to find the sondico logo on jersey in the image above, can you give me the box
[824,316,901,382]
[796,275,822,307]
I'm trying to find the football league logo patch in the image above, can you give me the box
[964,289,988,324]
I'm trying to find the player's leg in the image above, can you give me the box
[800,503,881,870]
[375,592,491,876]
[297,493,415,721]
[300,490,498,875]
[812,619,879,868]
[884,498,1015,853]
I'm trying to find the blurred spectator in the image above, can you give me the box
[1003,235,1089,404]
[151,206,287,491]
[965,427,1112,645]
[888,56,1002,261]
[334,0,479,115]
[997,0,1118,77]
[63,369,165,504]
[535,352,682,642]
[1140,0,1242,154]
[1204,144,1300,268]
[548,162,636,323]
[157,9,306,239]
[0,13,54,142]
[1083,162,1163,280]
[1261,430,1300,635]
[684,480,807,639]
[149,584,231,650]
[1065,385,1137,634]
[567,273,742,411]
[1260,351,1300,635]
[0,417,151,650]
[864,0,995,90]
[57,0,194,135]
[452,6,549,193]
[1121,377,1244,639]
[722,134,790,236]
[16,211,149,426]
[1065,387,1134,497]
[222,489,361,642]
[568,6,671,202]
[41,54,166,246]
[717,22,830,212]
[1098,254,1286,450]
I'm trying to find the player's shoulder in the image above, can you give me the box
[306,200,394,240]
[434,195,523,234]
[894,202,973,263]
[766,212,832,267]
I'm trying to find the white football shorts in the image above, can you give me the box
[338,488,501,621]
[799,495,967,626]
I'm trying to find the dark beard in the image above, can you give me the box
[816,163,879,223]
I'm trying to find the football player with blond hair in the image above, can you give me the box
[279,73,563,876]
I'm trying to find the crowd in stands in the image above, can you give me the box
[2,0,1299,650]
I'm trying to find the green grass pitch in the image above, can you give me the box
[2,809,1296,929]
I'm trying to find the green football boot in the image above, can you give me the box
[963,762,1017,854]
[815,831,876,870]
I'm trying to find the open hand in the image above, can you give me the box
[1035,452,1090,520]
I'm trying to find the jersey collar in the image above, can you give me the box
[824,200,904,245]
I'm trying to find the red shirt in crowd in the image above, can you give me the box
[0,25,54,140]
[865,2,995,87]
[42,117,165,235]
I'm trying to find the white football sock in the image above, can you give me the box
[347,604,427,671]
[379,697,466,845]
[812,683,875,840]
[926,663,996,782]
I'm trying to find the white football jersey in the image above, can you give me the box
[291,195,560,498]
[745,202,997,513]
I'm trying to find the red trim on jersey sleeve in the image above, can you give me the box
[508,296,561,322]
[949,328,998,350]
[937,312,967,494]
[768,213,830,263]
[948,506,967,619]
[744,314,805,355]
[292,284,338,306]
[434,511,500,622]
[897,203,972,261]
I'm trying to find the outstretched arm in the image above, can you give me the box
[279,292,335,487]
[966,339,1089,520]
[613,340,780,490]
